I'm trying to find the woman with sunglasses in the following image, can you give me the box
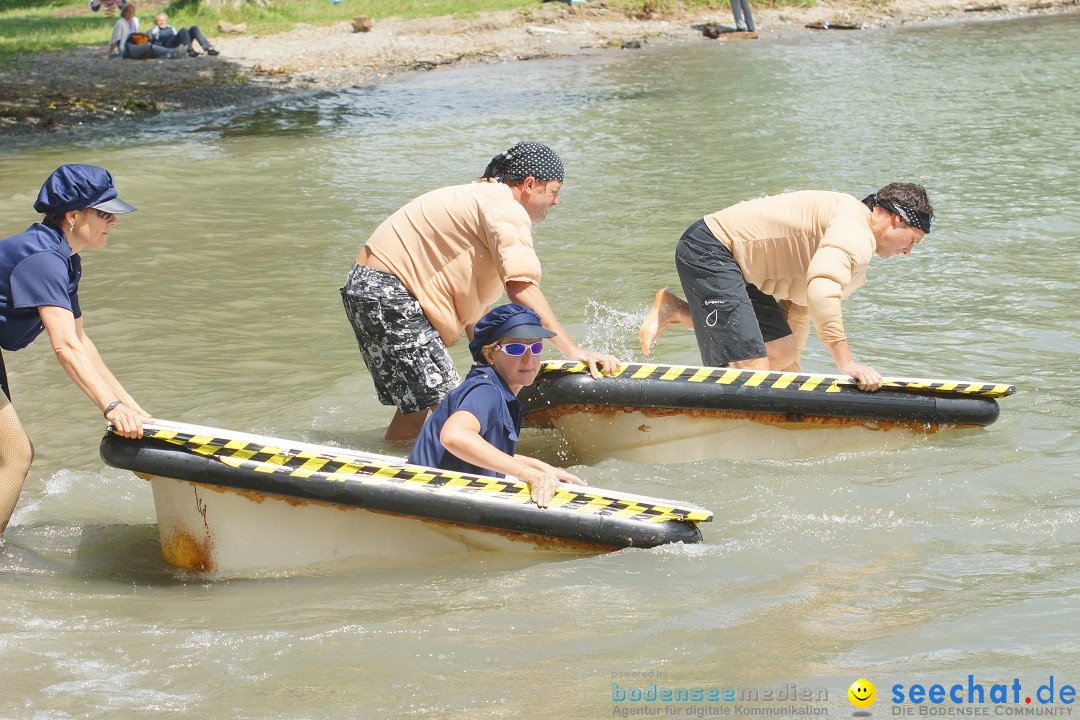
[409,303,585,508]
[0,164,150,535]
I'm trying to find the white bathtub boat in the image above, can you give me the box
[520,361,1015,464]
[99,420,712,576]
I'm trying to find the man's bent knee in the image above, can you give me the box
[764,336,798,370]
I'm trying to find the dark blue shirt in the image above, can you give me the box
[150,25,176,42]
[0,223,83,351]
[408,365,524,478]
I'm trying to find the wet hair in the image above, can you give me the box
[863,183,934,233]
[876,183,933,216]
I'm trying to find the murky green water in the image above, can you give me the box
[1,13,1078,719]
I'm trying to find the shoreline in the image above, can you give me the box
[1,0,1075,138]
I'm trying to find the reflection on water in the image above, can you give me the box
[0,13,1078,720]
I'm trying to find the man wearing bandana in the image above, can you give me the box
[341,141,620,441]
[639,184,934,391]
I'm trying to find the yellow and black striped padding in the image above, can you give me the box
[134,426,712,525]
[539,361,1016,399]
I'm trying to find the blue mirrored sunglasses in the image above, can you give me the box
[496,341,544,357]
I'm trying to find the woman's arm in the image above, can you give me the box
[39,306,148,437]
[439,410,581,507]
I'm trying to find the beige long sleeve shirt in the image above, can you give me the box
[357,182,542,345]
[702,190,876,351]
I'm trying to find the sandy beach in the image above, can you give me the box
[0,0,1075,136]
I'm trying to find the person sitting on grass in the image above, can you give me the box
[148,12,220,57]
[408,304,586,509]
[100,4,176,60]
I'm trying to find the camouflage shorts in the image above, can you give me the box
[340,263,460,414]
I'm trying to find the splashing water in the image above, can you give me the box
[580,299,648,361]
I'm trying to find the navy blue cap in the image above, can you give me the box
[469,303,556,362]
[33,164,136,216]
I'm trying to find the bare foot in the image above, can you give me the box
[639,288,690,356]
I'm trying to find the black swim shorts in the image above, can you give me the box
[674,219,792,367]
[340,263,460,414]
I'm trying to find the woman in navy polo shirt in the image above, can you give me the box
[0,164,150,535]
[408,303,585,508]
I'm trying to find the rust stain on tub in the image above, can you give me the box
[201,483,314,507]
[157,482,216,571]
[525,404,951,433]
[160,529,214,571]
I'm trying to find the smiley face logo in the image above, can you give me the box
[848,678,876,709]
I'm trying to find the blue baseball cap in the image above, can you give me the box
[33,164,136,216]
[469,303,556,362]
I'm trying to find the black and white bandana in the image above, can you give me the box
[863,194,933,234]
[481,141,564,183]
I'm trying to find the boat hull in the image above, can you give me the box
[521,362,1011,463]
[147,475,606,575]
[101,423,711,575]
[528,405,937,464]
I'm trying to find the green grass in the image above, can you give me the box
[0,0,514,60]
[0,0,135,58]
[164,0,533,33]
[0,0,814,62]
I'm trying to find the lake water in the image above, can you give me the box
[1,13,1078,719]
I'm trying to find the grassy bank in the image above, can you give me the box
[0,0,799,62]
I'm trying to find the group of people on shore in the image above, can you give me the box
[0,146,932,532]
[97,2,218,61]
